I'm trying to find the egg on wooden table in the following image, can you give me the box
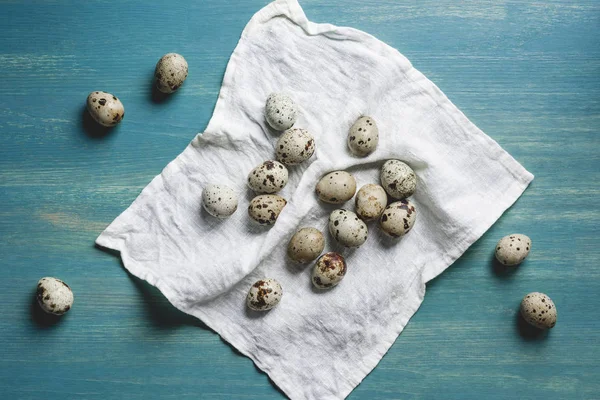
[86,91,124,127]
[36,277,74,315]
[287,227,325,263]
[520,292,557,329]
[265,93,298,131]
[154,53,188,93]
[316,171,357,204]
[380,159,416,199]
[276,128,315,165]
[312,252,347,289]
[495,234,531,266]
[248,194,287,225]
[247,278,283,311]
[379,199,417,238]
[347,116,379,156]
[247,160,288,194]
[201,184,239,218]
[329,209,368,248]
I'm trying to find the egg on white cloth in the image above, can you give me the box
[247,278,283,311]
[201,184,238,218]
[329,209,368,248]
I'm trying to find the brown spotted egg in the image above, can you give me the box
[287,227,325,263]
[348,116,379,156]
[202,184,238,218]
[36,277,74,315]
[276,128,315,165]
[316,171,357,204]
[86,91,124,127]
[247,278,283,311]
[154,53,188,93]
[312,252,347,289]
[380,160,416,199]
[355,184,387,221]
[495,234,531,266]
[248,194,287,225]
[520,292,557,329]
[329,209,368,248]
[247,160,288,194]
[380,199,417,237]
[265,93,297,131]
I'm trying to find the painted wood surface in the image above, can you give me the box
[0,1,598,399]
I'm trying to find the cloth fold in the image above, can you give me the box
[97,1,533,398]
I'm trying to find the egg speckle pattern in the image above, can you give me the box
[312,252,347,289]
[316,171,357,204]
[380,199,417,237]
[247,160,288,194]
[154,53,188,93]
[380,160,417,199]
[248,194,287,225]
[348,116,379,156]
[276,128,315,165]
[287,227,325,263]
[495,234,531,266]
[265,93,298,131]
[86,91,124,127]
[329,209,368,248]
[36,277,73,315]
[355,184,387,221]
[247,278,283,311]
[202,184,238,218]
[520,292,557,329]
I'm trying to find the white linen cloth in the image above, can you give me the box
[96,1,534,398]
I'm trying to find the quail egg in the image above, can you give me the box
[265,93,297,131]
[380,160,416,199]
[86,91,124,127]
[495,234,531,266]
[248,194,287,225]
[520,292,557,329]
[329,209,368,248]
[348,116,379,156]
[287,227,325,263]
[36,277,74,315]
[355,184,387,221]
[202,184,238,218]
[276,128,315,165]
[247,278,283,311]
[312,252,347,289]
[247,160,288,194]
[316,171,357,204]
[380,199,417,237]
[154,53,188,93]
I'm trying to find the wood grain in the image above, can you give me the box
[0,1,598,399]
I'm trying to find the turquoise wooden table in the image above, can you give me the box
[1,1,599,399]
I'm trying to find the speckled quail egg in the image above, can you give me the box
[247,160,288,194]
[202,184,238,218]
[154,53,188,94]
[348,116,379,156]
[380,199,417,237]
[312,252,347,289]
[520,292,557,329]
[495,234,531,266]
[36,277,73,315]
[380,160,416,199]
[316,171,357,204]
[265,93,297,131]
[329,209,368,248]
[355,184,387,221]
[247,278,283,311]
[287,227,325,263]
[248,194,287,225]
[86,91,124,127]
[275,128,315,165]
